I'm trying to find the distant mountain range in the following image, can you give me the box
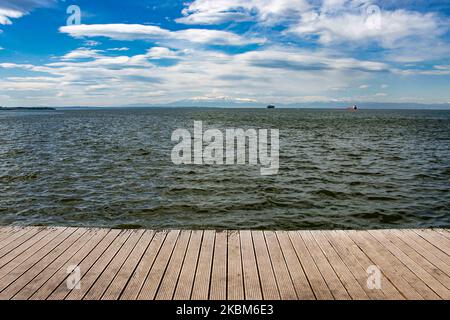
[116,100,450,110]
[4,100,450,110]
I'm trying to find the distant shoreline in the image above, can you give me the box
[0,107,56,111]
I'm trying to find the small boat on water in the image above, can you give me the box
[347,105,358,111]
[267,105,276,109]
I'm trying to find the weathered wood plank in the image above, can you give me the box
[322,231,387,300]
[210,231,227,300]
[227,231,244,300]
[42,229,121,300]
[173,230,203,300]
[288,231,333,300]
[102,230,155,300]
[0,228,68,278]
[239,230,262,300]
[369,230,450,299]
[84,230,145,300]
[120,231,166,300]
[300,231,350,300]
[413,230,450,257]
[311,231,369,300]
[156,230,191,300]
[191,230,215,300]
[346,230,426,300]
[264,231,297,300]
[64,230,133,300]
[0,228,85,298]
[384,230,450,289]
[275,231,315,300]
[137,230,180,300]
[252,231,280,300]
[0,227,448,301]
[10,228,106,300]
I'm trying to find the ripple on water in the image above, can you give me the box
[0,108,449,230]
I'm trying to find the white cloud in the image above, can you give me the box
[176,0,310,25]
[0,8,24,25]
[0,44,396,106]
[176,0,449,58]
[59,24,265,47]
[0,0,55,25]
[107,47,129,51]
[61,48,103,61]
[84,40,101,47]
[291,8,446,50]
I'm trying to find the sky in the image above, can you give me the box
[0,0,450,107]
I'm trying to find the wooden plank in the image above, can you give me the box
[155,230,191,300]
[64,230,133,300]
[102,230,155,300]
[0,228,67,278]
[322,231,387,300]
[382,230,450,291]
[359,231,440,300]
[0,227,26,243]
[0,226,447,301]
[396,230,450,268]
[369,230,450,299]
[120,231,167,300]
[173,230,203,300]
[288,231,333,300]
[0,228,45,261]
[84,230,145,300]
[239,231,262,300]
[346,230,425,300]
[0,227,36,250]
[392,230,450,277]
[210,231,227,300]
[414,229,450,256]
[436,229,450,240]
[300,231,350,300]
[0,228,83,296]
[9,228,107,300]
[264,231,297,300]
[227,231,244,300]
[275,231,315,300]
[311,231,369,300]
[333,231,405,300]
[137,230,180,300]
[191,230,215,300]
[252,231,280,300]
[40,229,121,300]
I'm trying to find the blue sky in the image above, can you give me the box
[0,0,450,107]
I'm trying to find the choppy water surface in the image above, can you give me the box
[0,108,449,230]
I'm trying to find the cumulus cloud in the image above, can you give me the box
[0,0,55,25]
[177,0,449,55]
[61,48,103,61]
[291,8,446,49]
[59,24,265,47]
[176,0,311,25]
[0,43,394,106]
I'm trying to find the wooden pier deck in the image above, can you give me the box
[0,226,449,300]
